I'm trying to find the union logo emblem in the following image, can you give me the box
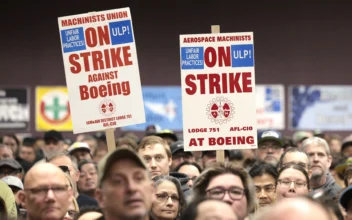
[206,97,235,124]
[99,99,116,116]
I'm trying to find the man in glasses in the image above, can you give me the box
[18,163,73,220]
[0,158,23,180]
[278,147,311,172]
[256,130,284,167]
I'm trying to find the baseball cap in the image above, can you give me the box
[1,176,23,190]
[335,157,352,175]
[292,131,312,144]
[44,130,64,141]
[339,185,352,210]
[155,129,178,142]
[68,142,91,154]
[0,158,22,170]
[341,134,352,152]
[258,130,284,146]
[98,148,147,186]
[170,141,186,155]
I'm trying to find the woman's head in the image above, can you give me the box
[64,196,79,220]
[275,163,310,201]
[152,175,186,220]
[191,162,254,220]
[249,162,278,208]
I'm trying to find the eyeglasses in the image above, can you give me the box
[277,179,307,188]
[206,186,245,200]
[155,193,179,203]
[255,184,275,194]
[282,162,309,170]
[58,165,70,174]
[66,210,77,218]
[0,170,21,176]
[188,176,197,181]
[25,185,69,198]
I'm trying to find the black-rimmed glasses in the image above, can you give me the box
[206,186,245,200]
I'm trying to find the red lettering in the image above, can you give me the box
[242,72,252,92]
[229,73,242,93]
[204,47,216,67]
[218,46,231,67]
[69,54,81,74]
[85,26,110,48]
[185,75,196,95]
[209,74,221,94]
[122,46,133,66]
[79,86,89,100]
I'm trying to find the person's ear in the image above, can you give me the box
[18,190,26,206]
[308,169,313,179]
[95,188,105,208]
[168,157,172,167]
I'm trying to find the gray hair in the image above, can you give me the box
[302,137,330,156]
[46,151,78,170]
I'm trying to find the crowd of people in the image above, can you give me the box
[0,127,352,220]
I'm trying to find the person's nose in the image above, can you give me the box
[222,191,233,205]
[288,182,296,192]
[166,196,174,206]
[267,147,273,153]
[312,154,319,162]
[45,189,56,201]
[188,179,193,188]
[151,158,157,169]
[259,189,267,198]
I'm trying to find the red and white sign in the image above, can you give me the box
[180,32,257,151]
[58,8,145,133]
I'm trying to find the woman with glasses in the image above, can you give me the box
[191,162,255,220]
[249,162,278,209]
[151,175,186,220]
[275,163,310,201]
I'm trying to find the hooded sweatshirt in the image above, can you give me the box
[310,172,342,200]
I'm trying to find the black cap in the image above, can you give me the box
[44,130,63,141]
[155,130,178,142]
[170,140,192,156]
[0,158,22,170]
[340,185,352,209]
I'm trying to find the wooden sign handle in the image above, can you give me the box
[105,128,116,152]
[211,25,225,163]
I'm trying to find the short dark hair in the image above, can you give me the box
[276,163,310,190]
[174,161,202,173]
[179,196,209,220]
[277,147,310,170]
[249,161,278,179]
[78,159,98,172]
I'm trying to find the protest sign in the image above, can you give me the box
[256,84,285,130]
[180,30,257,151]
[0,88,29,131]
[58,7,145,135]
[289,85,352,130]
[35,86,72,131]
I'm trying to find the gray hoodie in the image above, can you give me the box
[310,172,342,200]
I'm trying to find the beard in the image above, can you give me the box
[311,169,324,182]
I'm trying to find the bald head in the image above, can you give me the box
[24,163,66,188]
[255,197,329,220]
[20,163,72,220]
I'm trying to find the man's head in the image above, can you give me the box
[137,135,172,179]
[170,141,194,171]
[47,152,80,183]
[302,137,332,180]
[0,158,23,179]
[95,148,154,220]
[292,131,313,149]
[68,142,92,162]
[341,134,352,158]
[18,163,73,220]
[80,135,98,155]
[2,175,24,206]
[43,130,64,156]
[256,130,284,166]
[20,137,37,163]
[181,197,238,220]
[202,150,230,168]
[77,160,98,195]
[278,148,310,172]
[249,162,278,208]
[0,144,14,160]
[155,129,178,146]
[255,197,329,220]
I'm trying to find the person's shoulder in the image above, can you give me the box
[77,194,98,207]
